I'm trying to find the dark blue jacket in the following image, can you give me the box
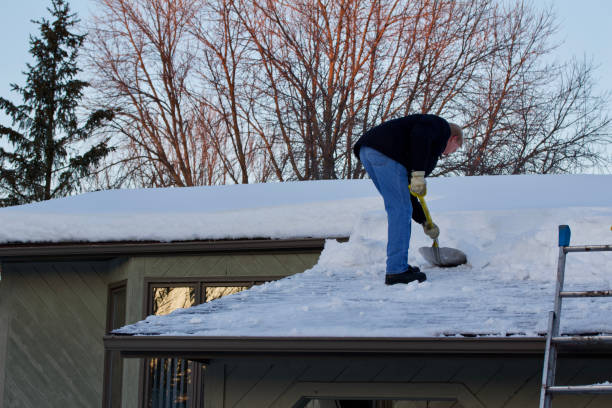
[354,114,451,224]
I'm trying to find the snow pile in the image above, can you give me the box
[112,174,612,337]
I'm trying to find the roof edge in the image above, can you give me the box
[104,335,552,358]
[0,237,343,261]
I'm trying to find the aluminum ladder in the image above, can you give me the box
[539,225,612,408]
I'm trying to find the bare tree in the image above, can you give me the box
[231,0,503,180]
[87,0,610,185]
[88,0,224,187]
[190,0,272,184]
[438,2,611,175]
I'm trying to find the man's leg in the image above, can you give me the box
[359,147,412,274]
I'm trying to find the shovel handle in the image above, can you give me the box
[410,190,439,248]
[409,190,435,227]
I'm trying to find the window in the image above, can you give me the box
[104,281,127,408]
[143,278,270,408]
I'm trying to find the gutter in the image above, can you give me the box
[0,237,341,261]
[104,335,553,359]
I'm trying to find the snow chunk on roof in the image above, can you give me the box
[114,174,612,337]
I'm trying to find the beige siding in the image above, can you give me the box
[206,356,612,408]
[137,252,320,280]
[0,263,10,407]
[1,261,113,408]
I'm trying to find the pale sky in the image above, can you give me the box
[1,0,611,137]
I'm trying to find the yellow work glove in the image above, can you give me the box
[410,170,426,195]
[423,222,440,240]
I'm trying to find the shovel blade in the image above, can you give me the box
[419,246,467,268]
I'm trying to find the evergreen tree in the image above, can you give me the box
[0,0,115,206]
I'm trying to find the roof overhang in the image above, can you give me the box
[0,237,338,261]
[105,335,559,359]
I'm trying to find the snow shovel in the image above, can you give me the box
[410,191,467,267]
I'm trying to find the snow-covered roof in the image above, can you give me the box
[0,180,380,244]
[111,174,612,337]
[1,174,610,245]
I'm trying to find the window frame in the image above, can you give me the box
[143,276,282,316]
[103,280,128,408]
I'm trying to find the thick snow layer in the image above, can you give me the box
[112,174,612,337]
[1,174,611,244]
[0,180,380,243]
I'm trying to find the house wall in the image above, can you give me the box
[203,355,612,408]
[0,259,123,408]
[0,250,321,408]
[0,263,10,407]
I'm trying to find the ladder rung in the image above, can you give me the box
[565,245,612,253]
[547,385,612,395]
[552,335,612,345]
[560,290,612,297]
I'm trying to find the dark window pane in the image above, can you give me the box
[110,286,126,329]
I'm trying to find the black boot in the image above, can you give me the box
[385,265,427,285]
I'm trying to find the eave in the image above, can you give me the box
[0,237,340,261]
[104,335,559,359]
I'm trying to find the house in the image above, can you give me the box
[0,181,364,407]
[2,175,612,407]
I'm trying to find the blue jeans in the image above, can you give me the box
[359,146,412,274]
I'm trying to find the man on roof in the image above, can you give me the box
[354,114,463,285]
